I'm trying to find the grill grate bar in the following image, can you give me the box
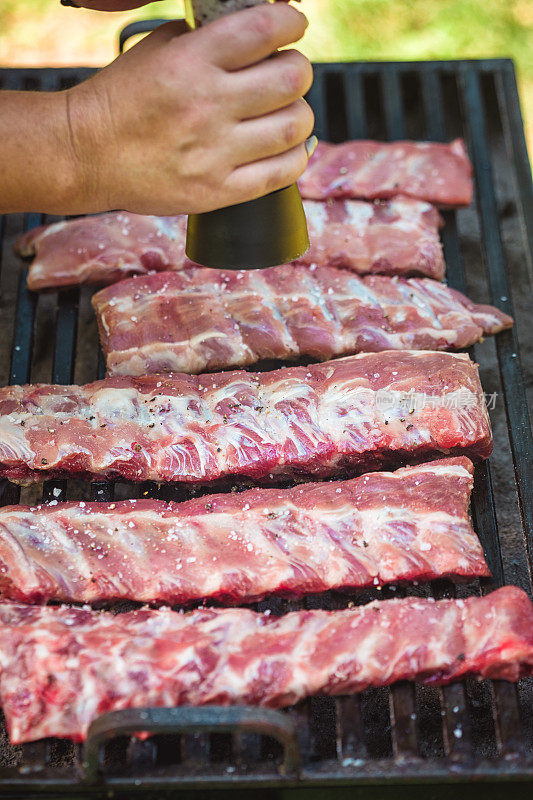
[389,684,418,758]
[460,68,533,586]
[440,684,473,757]
[421,69,447,140]
[312,68,375,766]
[9,253,39,386]
[52,288,80,385]
[491,681,523,756]
[333,66,403,763]
[457,68,526,755]
[306,75,328,142]
[495,65,533,282]
[6,210,41,510]
[422,68,517,753]
[343,70,366,139]
[43,274,80,505]
[335,696,366,761]
[381,68,406,139]
[379,68,421,758]
[1,72,23,91]
[421,71,468,294]
[471,463,504,588]
[430,578,475,754]
[97,348,107,380]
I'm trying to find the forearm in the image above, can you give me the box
[0,90,83,215]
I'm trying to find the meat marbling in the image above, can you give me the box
[0,351,493,484]
[0,458,488,604]
[299,139,473,206]
[18,213,187,291]
[0,586,530,743]
[16,197,444,290]
[92,266,513,377]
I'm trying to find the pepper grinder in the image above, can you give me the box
[184,0,310,269]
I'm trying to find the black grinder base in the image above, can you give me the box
[185,183,310,270]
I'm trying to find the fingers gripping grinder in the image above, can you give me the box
[184,0,310,269]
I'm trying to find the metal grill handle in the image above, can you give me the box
[118,19,178,53]
[82,705,301,783]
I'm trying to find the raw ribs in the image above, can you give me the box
[297,196,445,278]
[299,139,473,207]
[0,586,531,743]
[17,212,187,291]
[92,266,513,377]
[0,458,488,604]
[0,351,493,484]
[16,197,444,291]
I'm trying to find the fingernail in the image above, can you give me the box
[305,135,318,159]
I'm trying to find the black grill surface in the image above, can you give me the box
[0,57,532,794]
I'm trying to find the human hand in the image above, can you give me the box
[64,1,163,10]
[67,1,294,12]
[65,3,314,215]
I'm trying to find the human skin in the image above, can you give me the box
[0,3,314,215]
[71,2,165,8]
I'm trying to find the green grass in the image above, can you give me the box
[0,0,532,154]
[302,0,533,151]
[306,0,532,68]
[1,0,531,70]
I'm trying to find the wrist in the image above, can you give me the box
[0,90,82,215]
[58,86,102,214]
[61,82,113,214]
[43,89,86,215]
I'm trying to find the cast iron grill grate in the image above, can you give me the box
[0,55,532,793]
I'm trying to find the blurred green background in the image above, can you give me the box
[0,0,532,153]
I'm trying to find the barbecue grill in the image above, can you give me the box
[0,34,532,798]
